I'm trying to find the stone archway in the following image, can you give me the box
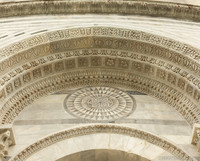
[10,125,196,161]
[56,149,150,161]
[0,27,200,126]
[0,0,200,160]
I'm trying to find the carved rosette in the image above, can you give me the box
[64,87,135,122]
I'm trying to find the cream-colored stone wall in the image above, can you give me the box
[0,0,200,160]
[0,15,200,49]
[9,92,198,158]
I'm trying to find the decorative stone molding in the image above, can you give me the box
[10,125,196,161]
[191,124,200,152]
[0,27,200,127]
[1,51,200,104]
[0,0,200,22]
[0,125,15,161]
[0,69,199,126]
[0,27,199,75]
[1,49,200,92]
[0,54,200,125]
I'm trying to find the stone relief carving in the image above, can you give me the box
[13,78,21,89]
[0,131,11,161]
[192,124,200,153]
[0,69,199,126]
[10,125,196,161]
[0,54,200,125]
[5,83,13,95]
[0,27,200,75]
[4,48,199,93]
[0,90,5,101]
[0,126,15,161]
[0,28,200,127]
[43,64,52,75]
[0,2,198,159]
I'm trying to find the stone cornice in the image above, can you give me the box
[0,0,199,22]
[10,124,196,161]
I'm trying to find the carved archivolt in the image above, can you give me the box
[0,27,200,126]
[10,125,196,161]
[0,67,199,126]
[0,0,200,22]
[1,50,200,103]
[0,27,200,70]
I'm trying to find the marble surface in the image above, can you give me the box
[25,134,169,161]
[9,90,197,158]
[63,86,135,122]
[0,15,200,50]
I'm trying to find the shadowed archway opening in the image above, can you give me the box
[57,149,150,161]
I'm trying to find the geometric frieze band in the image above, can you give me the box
[0,27,200,75]
[1,48,200,95]
[0,54,200,106]
[0,54,200,126]
[0,28,200,127]
[0,69,199,126]
[64,86,135,122]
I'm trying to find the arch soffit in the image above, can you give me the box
[10,125,196,161]
[56,149,151,161]
[56,149,150,161]
[0,0,200,22]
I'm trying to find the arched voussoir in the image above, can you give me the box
[1,27,200,127]
[1,51,200,108]
[10,124,197,161]
[0,68,200,126]
[0,26,200,76]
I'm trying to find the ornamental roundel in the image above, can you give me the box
[64,86,136,122]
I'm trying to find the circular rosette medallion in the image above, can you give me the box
[64,87,135,122]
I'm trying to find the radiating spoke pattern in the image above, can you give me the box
[64,87,135,122]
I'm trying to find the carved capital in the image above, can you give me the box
[0,125,15,161]
[191,124,200,152]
